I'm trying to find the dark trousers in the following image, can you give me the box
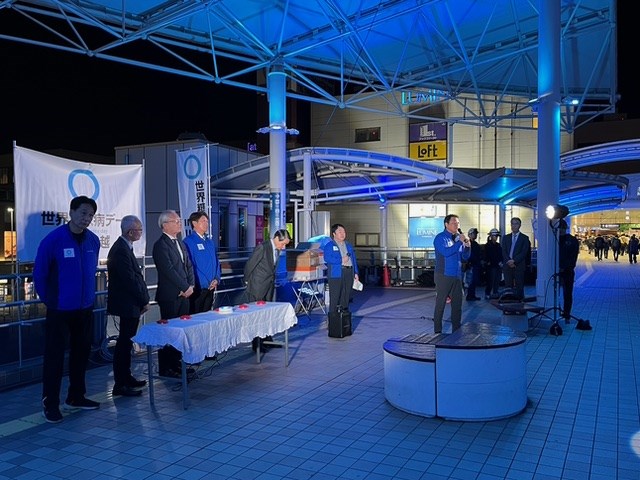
[157,299,189,372]
[42,308,93,408]
[503,263,526,300]
[328,267,353,313]
[466,265,480,298]
[189,288,216,314]
[433,272,463,333]
[485,266,501,297]
[559,268,576,318]
[113,315,141,386]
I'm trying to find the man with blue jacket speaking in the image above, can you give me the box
[432,214,471,334]
[34,195,101,423]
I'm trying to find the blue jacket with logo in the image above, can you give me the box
[183,232,222,289]
[323,240,359,279]
[433,229,470,278]
[34,223,100,311]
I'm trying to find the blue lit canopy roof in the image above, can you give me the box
[0,0,616,133]
[209,142,631,216]
[1,0,626,214]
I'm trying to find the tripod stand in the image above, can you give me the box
[531,220,591,334]
[529,222,565,335]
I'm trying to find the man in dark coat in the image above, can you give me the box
[152,210,195,377]
[243,229,291,351]
[501,217,531,300]
[107,215,149,397]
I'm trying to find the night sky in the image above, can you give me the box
[1,4,637,157]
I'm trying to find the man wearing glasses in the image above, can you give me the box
[152,210,195,377]
[107,215,149,397]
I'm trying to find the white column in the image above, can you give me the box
[267,65,287,234]
[536,0,561,305]
[301,150,314,241]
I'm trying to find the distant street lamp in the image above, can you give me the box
[7,207,14,272]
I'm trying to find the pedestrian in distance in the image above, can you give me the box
[629,234,639,264]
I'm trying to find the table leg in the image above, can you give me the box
[285,328,289,367]
[181,361,189,409]
[147,347,155,406]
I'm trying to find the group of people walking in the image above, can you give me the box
[587,233,639,263]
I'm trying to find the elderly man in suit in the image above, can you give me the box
[501,217,531,300]
[107,215,149,397]
[152,210,195,377]
[243,229,291,352]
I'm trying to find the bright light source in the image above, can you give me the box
[545,204,569,220]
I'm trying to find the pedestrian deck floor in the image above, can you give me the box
[1,251,639,480]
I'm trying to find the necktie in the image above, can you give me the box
[173,238,184,263]
[509,234,518,259]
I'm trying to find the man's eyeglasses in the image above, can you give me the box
[164,219,181,224]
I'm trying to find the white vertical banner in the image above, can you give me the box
[176,145,210,236]
[13,146,145,262]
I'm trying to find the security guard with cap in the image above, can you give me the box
[465,228,483,301]
[484,228,503,299]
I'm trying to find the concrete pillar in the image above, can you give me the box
[267,65,287,234]
[536,0,561,306]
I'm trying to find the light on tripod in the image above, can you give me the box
[545,204,569,220]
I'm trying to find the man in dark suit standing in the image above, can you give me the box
[152,210,195,377]
[501,217,531,300]
[243,229,291,352]
[107,215,149,397]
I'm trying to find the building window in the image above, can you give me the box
[355,127,381,143]
[0,168,9,185]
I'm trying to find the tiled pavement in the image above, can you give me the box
[0,251,639,479]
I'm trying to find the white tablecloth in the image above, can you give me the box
[132,301,297,364]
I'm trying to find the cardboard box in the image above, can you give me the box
[286,246,324,271]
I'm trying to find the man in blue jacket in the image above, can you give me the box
[34,195,101,423]
[323,223,359,315]
[432,214,471,333]
[183,211,221,313]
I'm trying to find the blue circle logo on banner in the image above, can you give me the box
[68,169,100,200]
[183,154,202,179]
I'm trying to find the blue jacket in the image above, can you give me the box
[433,229,470,278]
[323,240,358,279]
[34,223,100,311]
[183,232,222,290]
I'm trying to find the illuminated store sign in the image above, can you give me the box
[401,89,448,105]
[408,121,448,162]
